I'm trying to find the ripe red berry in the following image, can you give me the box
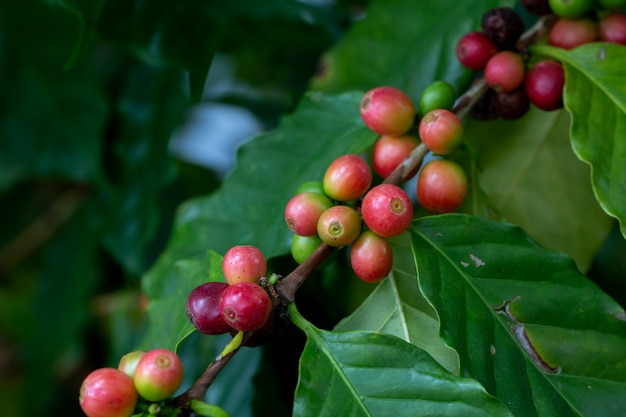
[323,154,372,202]
[417,159,468,214]
[317,205,362,247]
[186,282,232,335]
[284,192,333,236]
[372,134,420,180]
[350,231,393,283]
[455,31,498,71]
[360,86,416,136]
[361,184,413,238]
[118,350,146,378]
[79,368,138,417]
[525,60,565,111]
[133,348,184,402]
[418,109,464,155]
[548,18,598,50]
[222,245,267,285]
[599,13,626,45]
[484,51,526,93]
[219,282,272,332]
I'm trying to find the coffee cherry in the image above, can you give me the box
[219,282,272,332]
[118,350,146,378]
[350,231,393,283]
[418,80,456,116]
[418,109,464,155]
[372,134,420,180]
[295,180,326,195]
[361,184,413,238]
[495,87,530,120]
[222,245,267,285]
[484,51,526,93]
[323,154,372,202]
[360,86,416,136]
[548,0,593,18]
[525,60,565,111]
[79,368,138,417]
[317,205,362,247]
[455,31,498,71]
[134,348,184,402]
[284,192,334,236]
[186,282,232,335]
[548,18,598,49]
[481,7,525,50]
[520,0,552,15]
[417,159,468,214]
[470,88,500,121]
[599,13,626,45]
[291,234,323,264]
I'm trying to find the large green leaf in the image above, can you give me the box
[462,107,613,272]
[531,43,626,239]
[334,234,459,375]
[311,0,515,101]
[290,303,513,417]
[412,214,626,416]
[143,91,377,299]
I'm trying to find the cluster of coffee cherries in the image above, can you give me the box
[284,83,471,283]
[457,0,626,120]
[186,245,274,341]
[79,348,184,417]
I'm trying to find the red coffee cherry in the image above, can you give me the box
[360,86,416,136]
[525,60,565,111]
[599,13,626,45]
[361,184,413,238]
[186,282,232,335]
[219,282,273,332]
[317,205,362,247]
[372,134,420,180]
[417,159,468,214]
[222,245,267,285]
[455,31,498,71]
[133,348,184,402]
[418,109,464,155]
[350,231,393,283]
[484,51,526,93]
[323,154,372,202]
[284,192,334,236]
[79,368,138,417]
[548,18,598,50]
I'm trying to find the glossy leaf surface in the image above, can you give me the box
[412,214,626,416]
[290,304,513,417]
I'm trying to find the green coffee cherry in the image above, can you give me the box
[418,80,456,116]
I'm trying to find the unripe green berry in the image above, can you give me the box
[418,81,456,116]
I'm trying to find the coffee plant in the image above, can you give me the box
[1,0,626,416]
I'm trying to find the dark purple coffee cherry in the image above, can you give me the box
[496,87,530,120]
[520,0,552,16]
[186,282,232,335]
[481,7,525,50]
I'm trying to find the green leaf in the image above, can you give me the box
[334,234,459,375]
[531,43,626,239]
[143,91,377,299]
[411,214,626,416]
[139,250,224,351]
[311,0,515,101]
[290,303,513,417]
[462,107,613,272]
